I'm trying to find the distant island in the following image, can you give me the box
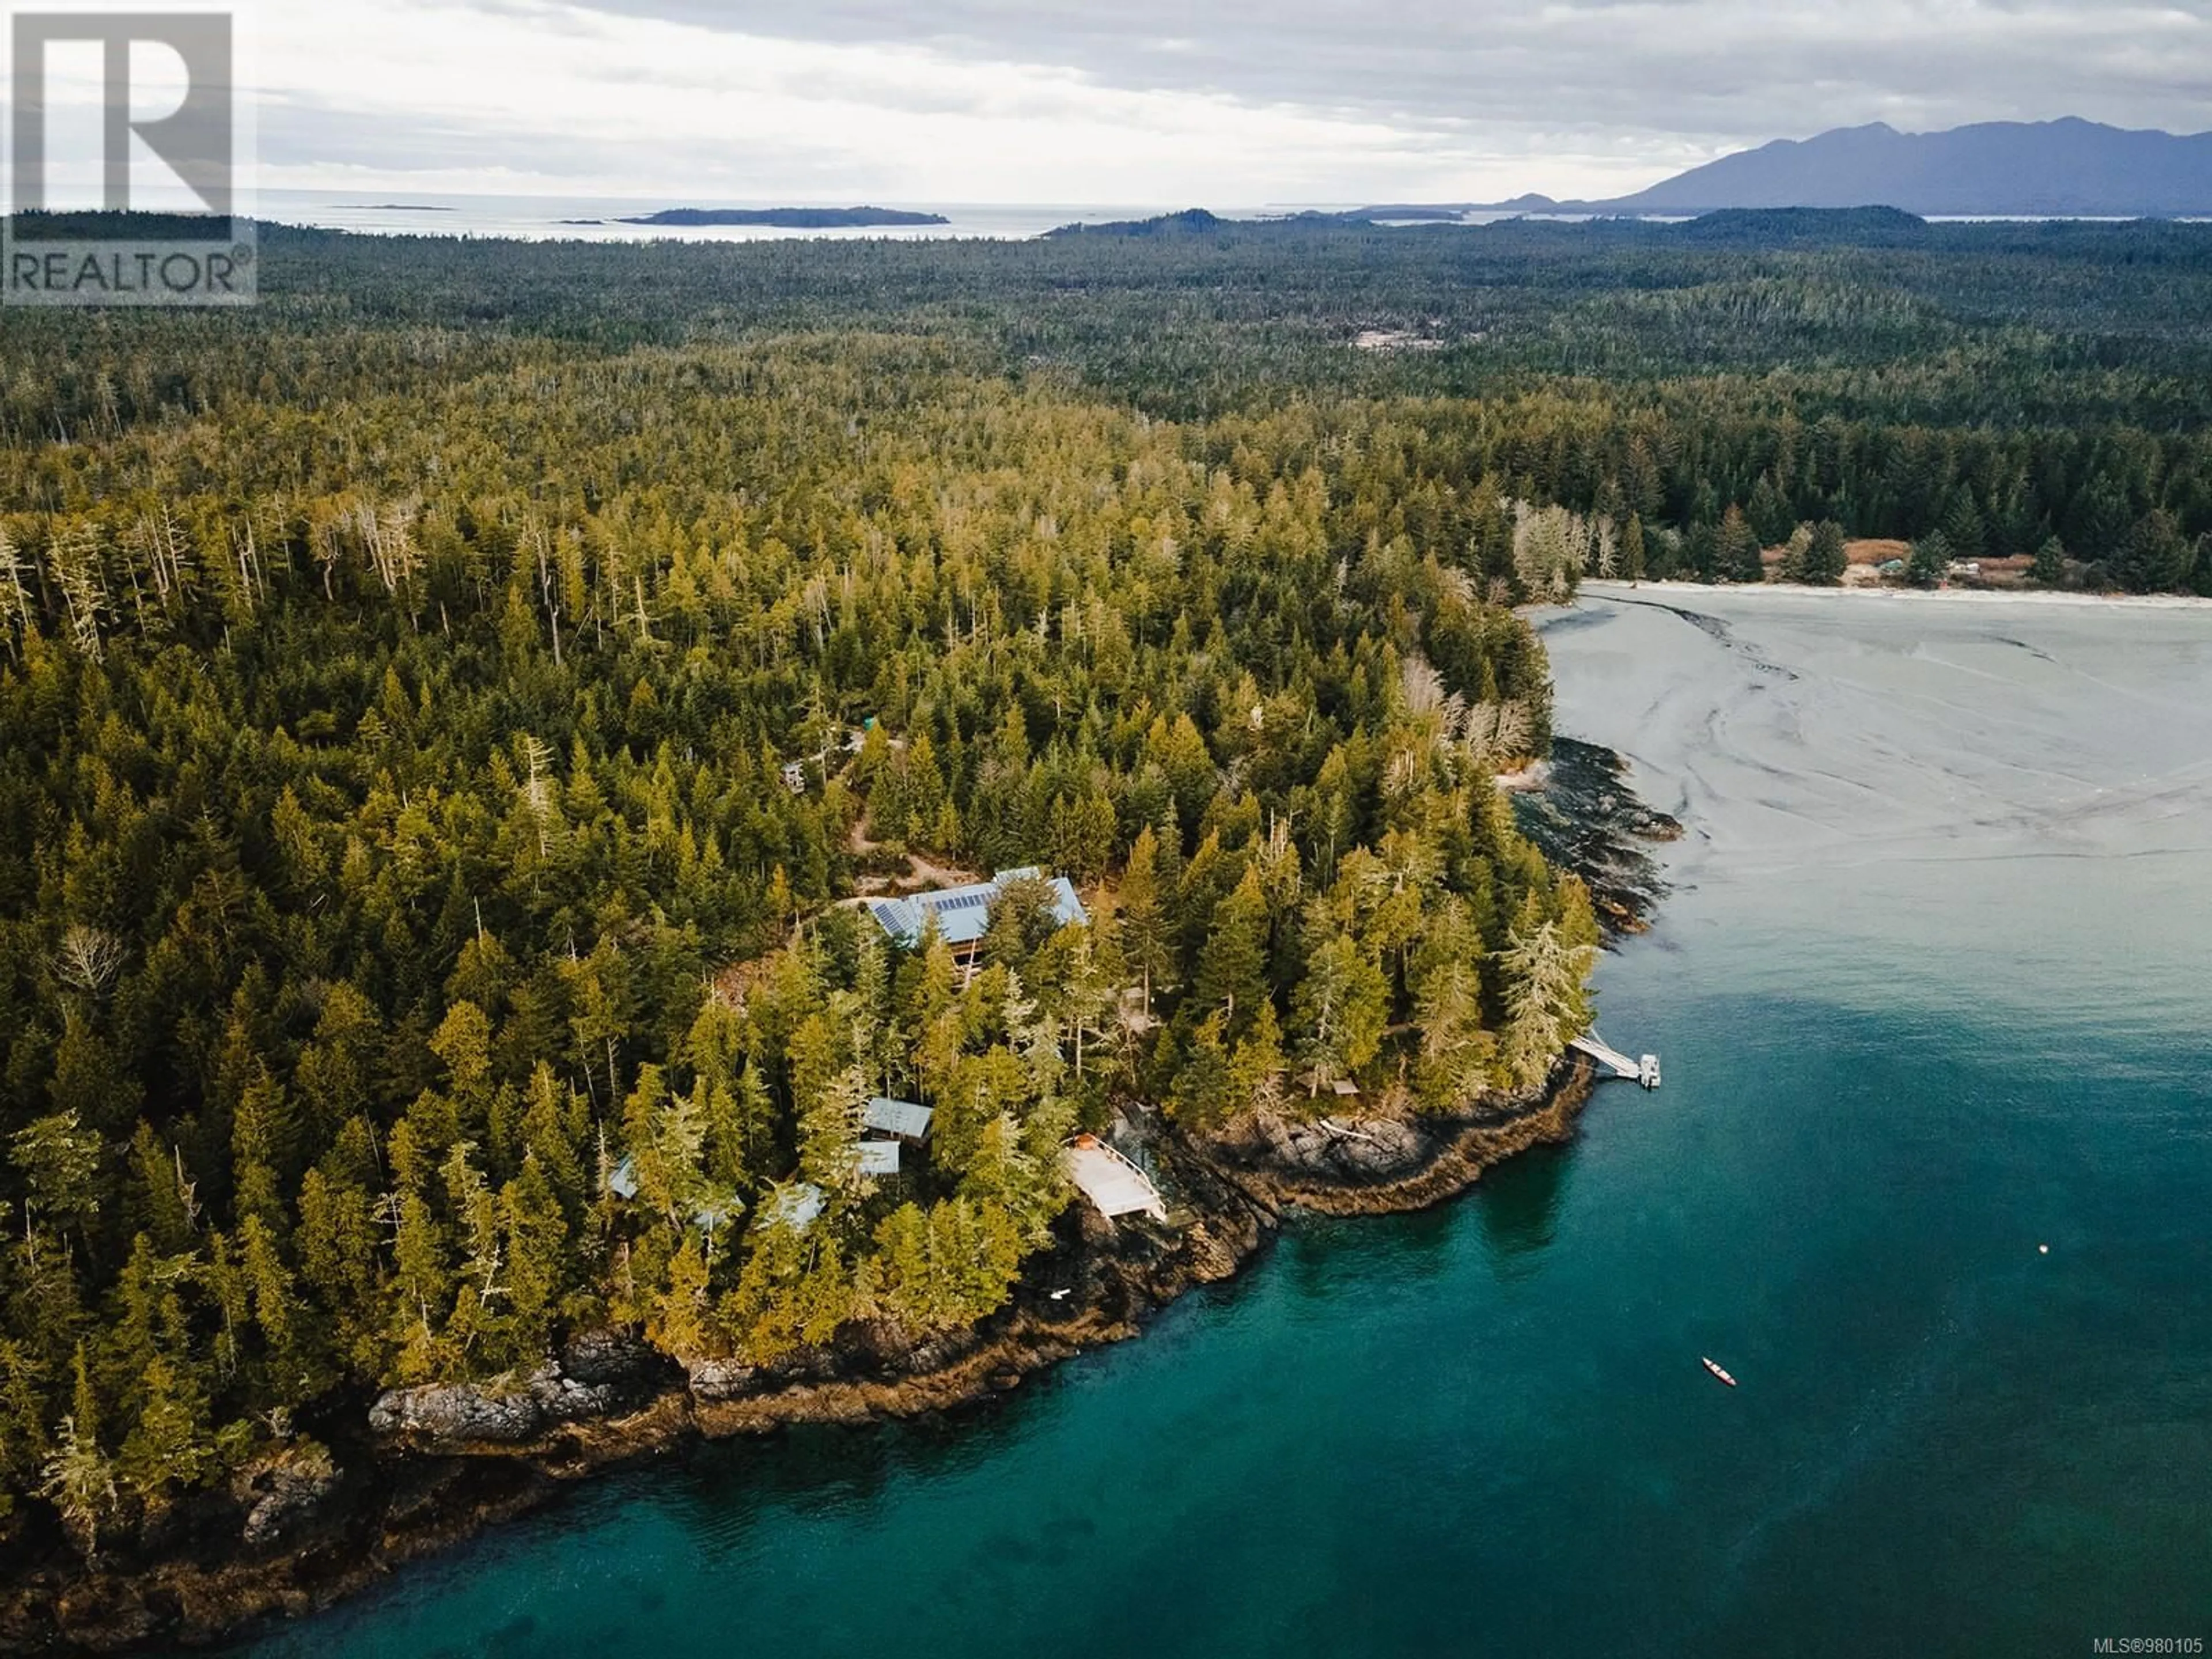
[616,206,949,228]
[1044,208,1390,238]
[1045,207,1232,238]
[1359,118,2212,220]
[1041,204,1935,248]
[345,203,454,213]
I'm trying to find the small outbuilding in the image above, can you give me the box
[857,1140,902,1177]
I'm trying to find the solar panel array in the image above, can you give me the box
[864,869,1088,949]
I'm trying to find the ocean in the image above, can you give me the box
[253,193,1184,243]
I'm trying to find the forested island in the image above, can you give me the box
[615,207,950,228]
[2,207,2210,1650]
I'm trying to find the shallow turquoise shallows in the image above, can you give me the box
[238,590,2212,1659]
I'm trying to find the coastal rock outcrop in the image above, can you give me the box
[561,1327,664,1389]
[681,1357,759,1402]
[368,1365,630,1452]
[1240,1109,1433,1183]
[232,1442,341,1548]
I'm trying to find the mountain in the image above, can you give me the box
[1369,119,2212,220]
[1597,119,2212,217]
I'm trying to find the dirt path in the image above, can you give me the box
[846,808,983,893]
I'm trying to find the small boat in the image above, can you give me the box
[1700,1356,1737,1388]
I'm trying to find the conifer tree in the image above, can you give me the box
[1290,934,1389,1096]
[40,1347,115,1559]
[1192,865,1270,1034]
[2031,535,2067,586]
[1803,520,1849,586]
[1717,505,1764,584]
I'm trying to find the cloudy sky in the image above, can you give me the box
[153,0,2212,204]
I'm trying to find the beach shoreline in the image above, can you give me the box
[1578,578,2212,610]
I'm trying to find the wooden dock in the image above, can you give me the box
[1569,1033,1661,1089]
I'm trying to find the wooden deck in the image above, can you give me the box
[1063,1136,1168,1221]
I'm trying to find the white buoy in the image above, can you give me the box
[2038,1244,2050,1255]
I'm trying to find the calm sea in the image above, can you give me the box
[234,588,2212,1659]
[255,193,1184,243]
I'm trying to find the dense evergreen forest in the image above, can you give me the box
[0,211,2206,1563]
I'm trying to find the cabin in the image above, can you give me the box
[863,1096,934,1143]
[862,866,1088,962]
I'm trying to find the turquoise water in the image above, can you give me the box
[240,592,2212,1658]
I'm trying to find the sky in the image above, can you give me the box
[36,0,2212,206]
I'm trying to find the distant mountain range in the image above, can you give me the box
[1365,119,2212,220]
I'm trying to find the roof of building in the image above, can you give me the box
[863,1096,934,1140]
[857,1140,902,1176]
[765,1181,825,1231]
[863,868,1088,950]
[692,1195,744,1232]
[609,1156,745,1230]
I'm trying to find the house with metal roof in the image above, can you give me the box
[863,1096,934,1142]
[862,867,1088,958]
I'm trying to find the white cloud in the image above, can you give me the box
[237,0,2210,203]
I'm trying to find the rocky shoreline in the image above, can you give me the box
[0,740,1666,1658]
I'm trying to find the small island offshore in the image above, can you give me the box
[616,206,950,228]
